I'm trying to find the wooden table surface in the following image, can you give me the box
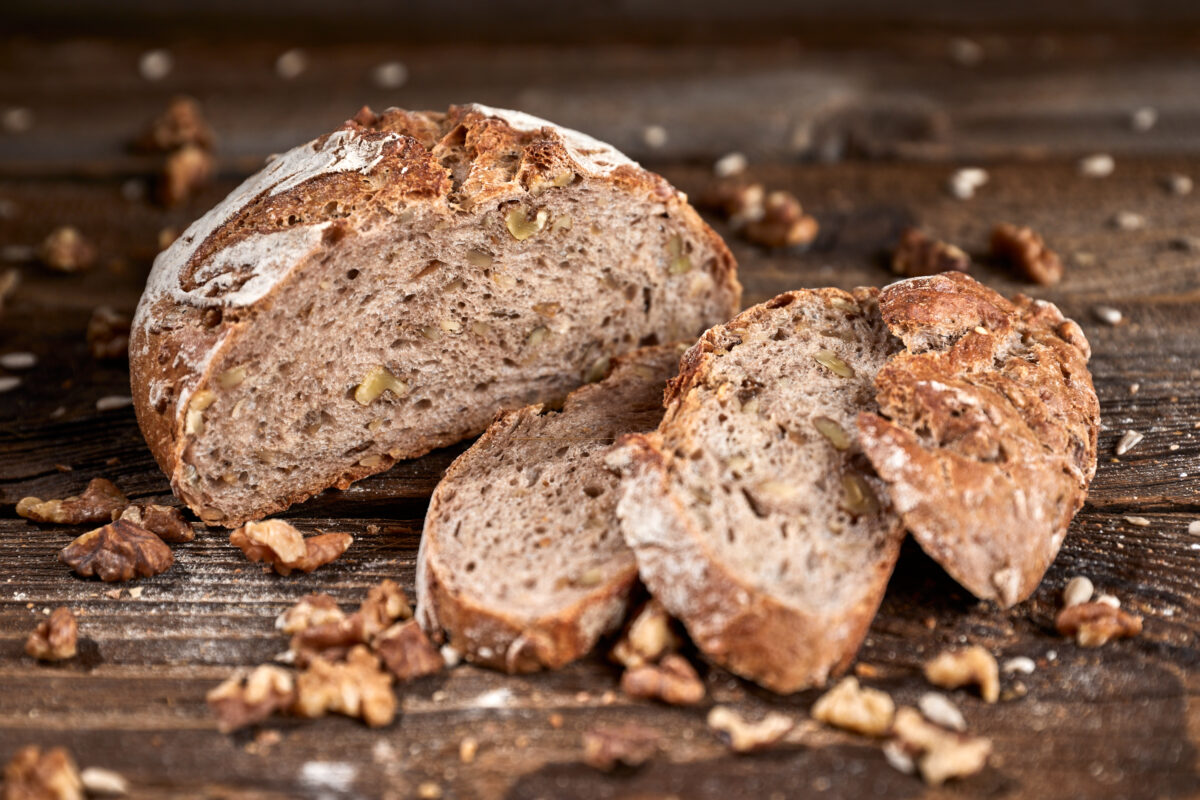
[1,15,1198,799]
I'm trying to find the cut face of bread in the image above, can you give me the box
[611,290,906,693]
[416,344,686,672]
[857,272,1099,607]
[130,105,740,526]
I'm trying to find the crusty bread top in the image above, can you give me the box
[858,272,1099,607]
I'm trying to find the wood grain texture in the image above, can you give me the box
[1,30,1199,800]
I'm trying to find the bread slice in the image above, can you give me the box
[416,344,686,672]
[611,289,906,693]
[130,104,740,527]
[857,272,1099,607]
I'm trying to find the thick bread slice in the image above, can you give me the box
[130,104,740,527]
[416,344,686,672]
[611,289,906,693]
[857,272,1099,607]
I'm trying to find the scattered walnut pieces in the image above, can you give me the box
[990,223,1063,285]
[619,653,705,706]
[357,579,413,639]
[373,620,444,681]
[888,707,991,786]
[890,228,970,277]
[283,580,412,665]
[2,745,83,800]
[742,190,819,249]
[277,593,346,635]
[135,95,215,153]
[59,519,174,582]
[86,307,131,360]
[707,706,794,753]
[25,606,78,661]
[294,645,396,728]
[159,144,215,207]
[610,599,679,668]
[38,227,97,273]
[116,503,194,543]
[923,646,999,703]
[1055,602,1143,647]
[581,723,660,771]
[16,478,128,525]
[230,519,352,576]
[811,676,895,736]
[206,664,296,734]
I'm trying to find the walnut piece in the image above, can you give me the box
[890,706,992,786]
[25,606,78,661]
[229,519,352,576]
[610,599,679,668]
[990,223,1063,285]
[923,646,1000,703]
[1055,602,1143,647]
[811,676,895,736]
[38,227,96,273]
[159,144,215,207]
[16,478,128,525]
[86,306,131,360]
[59,519,174,582]
[373,620,444,681]
[707,706,795,752]
[620,653,705,705]
[276,593,347,635]
[742,190,819,248]
[582,724,660,771]
[294,645,396,728]
[116,503,194,543]
[2,745,84,800]
[206,664,296,733]
[891,228,971,277]
[283,580,412,665]
[136,95,215,153]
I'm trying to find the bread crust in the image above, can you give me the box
[857,272,1099,607]
[416,344,687,673]
[130,105,739,526]
[613,289,905,694]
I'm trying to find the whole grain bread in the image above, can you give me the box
[130,104,740,527]
[610,289,906,693]
[416,344,687,672]
[857,272,1099,607]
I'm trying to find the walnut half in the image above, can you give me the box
[17,478,128,525]
[206,664,296,734]
[620,653,705,706]
[116,503,195,543]
[293,645,396,728]
[25,606,78,661]
[229,519,352,576]
[923,646,1000,704]
[60,519,174,582]
[373,620,444,681]
[582,724,660,772]
[1055,602,1143,647]
[2,745,84,800]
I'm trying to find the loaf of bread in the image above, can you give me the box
[416,344,687,672]
[857,272,1099,607]
[610,289,906,693]
[130,104,740,526]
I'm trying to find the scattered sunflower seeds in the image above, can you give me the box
[275,49,308,80]
[138,49,173,81]
[1079,154,1115,178]
[1129,107,1158,132]
[918,692,966,732]
[0,375,20,392]
[947,167,988,199]
[1112,211,1145,231]
[95,395,133,412]
[1063,575,1094,608]
[714,152,748,178]
[1187,520,1200,536]
[1165,174,1193,196]
[2,106,34,133]
[1092,305,1122,325]
[1001,656,1036,675]
[371,61,408,89]
[0,351,36,369]
[1123,515,1151,527]
[1115,430,1144,456]
[642,125,668,149]
[948,37,984,66]
[1095,594,1121,609]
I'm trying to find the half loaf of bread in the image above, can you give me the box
[416,344,686,672]
[857,272,1099,607]
[130,105,740,526]
[611,289,906,693]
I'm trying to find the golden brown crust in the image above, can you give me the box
[858,272,1099,607]
[130,104,739,526]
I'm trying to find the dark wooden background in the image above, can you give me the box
[1,4,1198,798]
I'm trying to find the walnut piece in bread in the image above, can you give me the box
[130,104,740,527]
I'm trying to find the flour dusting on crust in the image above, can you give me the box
[466,104,639,175]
